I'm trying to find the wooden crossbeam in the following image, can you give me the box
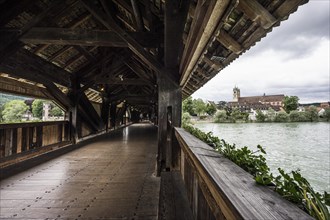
[203,56,223,71]
[0,76,50,100]
[96,78,151,86]
[130,0,145,31]
[20,27,161,48]
[216,30,243,55]
[1,49,71,87]
[80,0,169,82]
[237,0,277,29]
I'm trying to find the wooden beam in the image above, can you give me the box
[131,0,145,31]
[48,46,73,62]
[0,76,50,100]
[203,56,223,70]
[0,0,34,27]
[96,78,151,85]
[165,0,190,69]
[179,0,231,87]
[216,30,243,54]
[80,0,166,79]
[0,1,75,62]
[237,0,277,29]
[3,49,71,87]
[20,27,161,48]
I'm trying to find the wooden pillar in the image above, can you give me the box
[0,129,5,157]
[21,127,28,152]
[101,96,110,132]
[69,76,81,143]
[36,126,43,148]
[157,73,182,174]
[110,102,116,129]
[156,0,189,174]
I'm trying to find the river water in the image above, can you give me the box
[194,122,330,193]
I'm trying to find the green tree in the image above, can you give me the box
[214,110,227,123]
[205,103,217,116]
[2,100,29,122]
[182,96,195,115]
[266,107,276,122]
[32,99,44,119]
[231,107,241,122]
[256,110,266,122]
[323,108,330,121]
[50,106,64,117]
[193,98,206,117]
[182,112,192,125]
[289,110,307,122]
[283,96,299,113]
[274,111,289,122]
[305,106,319,122]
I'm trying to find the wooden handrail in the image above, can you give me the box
[175,127,312,220]
[0,120,68,129]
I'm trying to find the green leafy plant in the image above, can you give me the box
[182,123,330,219]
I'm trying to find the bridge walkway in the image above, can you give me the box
[0,123,160,220]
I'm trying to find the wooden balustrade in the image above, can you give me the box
[174,127,312,220]
[0,121,70,160]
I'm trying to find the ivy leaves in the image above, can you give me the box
[182,123,330,219]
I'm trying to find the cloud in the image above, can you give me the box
[192,34,330,104]
[248,1,330,59]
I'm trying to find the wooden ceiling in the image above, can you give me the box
[0,0,308,107]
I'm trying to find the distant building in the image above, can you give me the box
[231,87,284,107]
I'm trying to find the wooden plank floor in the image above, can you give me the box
[0,123,160,220]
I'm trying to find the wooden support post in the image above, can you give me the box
[0,129,5,157]
[58,124,63,143]
[101,96,110,132]
[110,102,117,129]
[157,72,182,175]
[11,128,17,154]
[36,126,43,148]
[28,127,34,150]
[21,127,28,152]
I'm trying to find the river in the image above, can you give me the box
[194,122,330,193]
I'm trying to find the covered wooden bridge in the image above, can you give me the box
[0,0,311,219]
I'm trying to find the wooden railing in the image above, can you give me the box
[174,127,312,220]
[0,121,70,161]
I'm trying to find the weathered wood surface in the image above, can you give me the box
[0,121,69,160]
[0,123,160,219]
[175,127,312,220]
[159,171,194,220]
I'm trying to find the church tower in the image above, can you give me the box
[233,86,240,102]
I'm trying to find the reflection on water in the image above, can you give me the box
[194,122,330,193]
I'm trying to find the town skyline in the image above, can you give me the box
[192,1,329,104]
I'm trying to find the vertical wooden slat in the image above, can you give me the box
[58,124,63,142]
[11,128,17,154]
[21,127,28,152]
[0,129,5,157]
[5,129,12,156]
[28,126,34,149]
[36,126,43,147]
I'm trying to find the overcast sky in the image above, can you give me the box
[192,0,329,104]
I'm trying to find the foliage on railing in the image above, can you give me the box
[182,123,330,220]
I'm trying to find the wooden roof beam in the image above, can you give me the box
[96,78,151,86]
[131,0,145,31]
[48,46,73,62]
[20,27,161,48]
[203,55,224,71]
[2,49,71,87]
[80,0,179,85]
[237,0,277,29]
[216,29,243,55]
[179,0,232,87]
